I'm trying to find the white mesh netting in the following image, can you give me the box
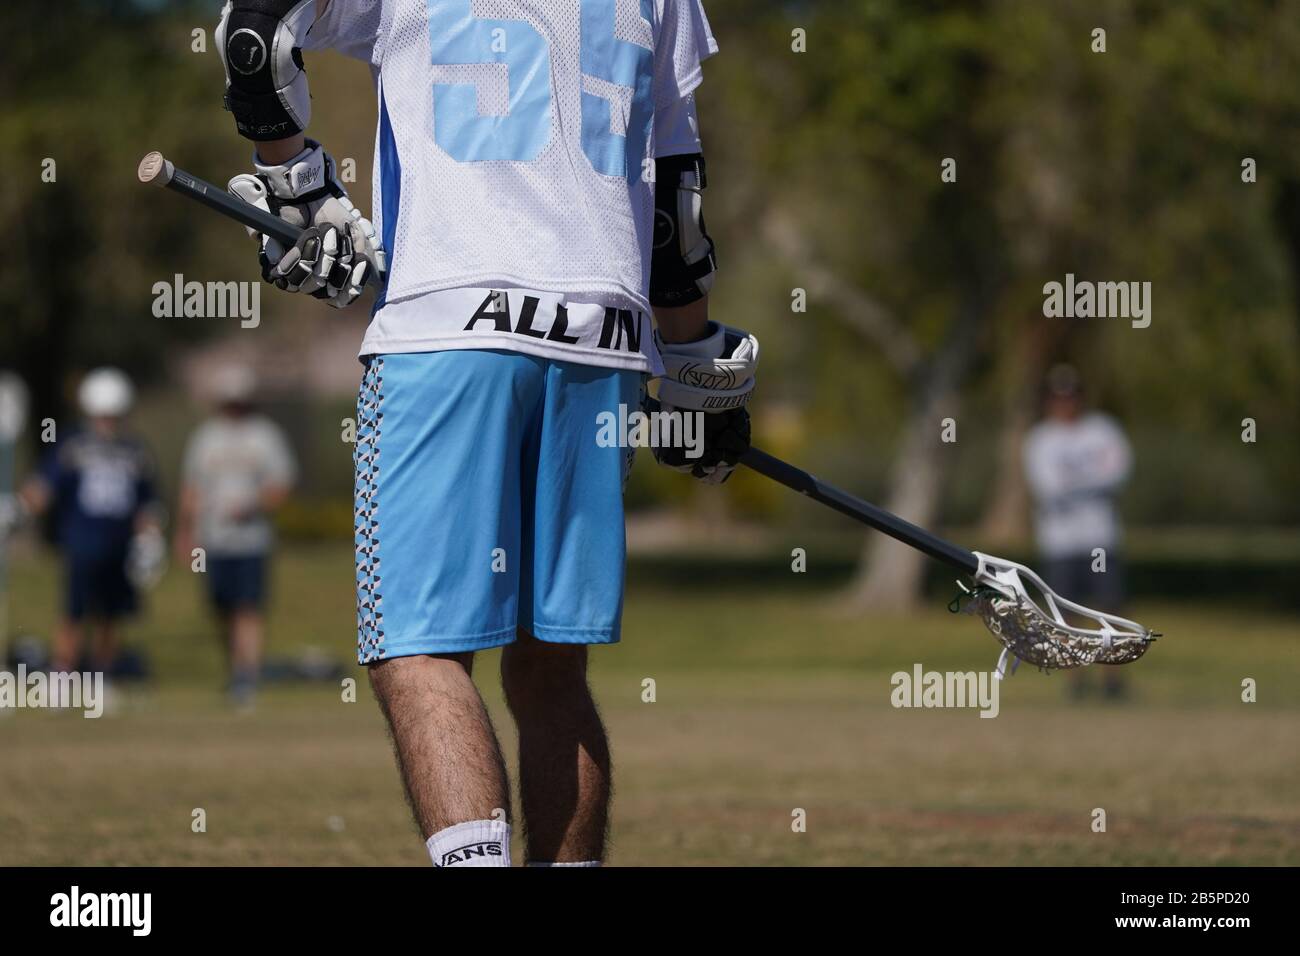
[957,553,1157,673]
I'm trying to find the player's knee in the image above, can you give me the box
[367,652,474,707]
[501,630,589,714]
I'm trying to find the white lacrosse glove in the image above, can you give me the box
[127,527,167,590]
[652,322,759,485]
[228,140,386,309]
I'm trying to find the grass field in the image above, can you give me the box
[1,544,1297,866]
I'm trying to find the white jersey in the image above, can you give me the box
[304,0,718,372]
[182,415,298,556]
[1022,412,1133,559]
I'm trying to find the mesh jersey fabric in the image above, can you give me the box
[303,0,717,349]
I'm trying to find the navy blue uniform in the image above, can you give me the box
[39,431,157,620]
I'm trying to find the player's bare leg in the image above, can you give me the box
[230,609,262,672]
[51,618,82,672]
[502,630,611,865]
[90,619,118,673]
[369,653,512,861]
[227,608,263,704]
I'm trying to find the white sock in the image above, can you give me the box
[526,861,602,867]
[426,820,511,868]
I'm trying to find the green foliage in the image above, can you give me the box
[704,0,1300,524]
[1,1,1297,523]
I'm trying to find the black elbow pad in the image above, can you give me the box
[216,0,317,141]
[650,154,717,308]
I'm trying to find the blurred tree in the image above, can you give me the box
[702,0,1300,606]
[0,0,242,440]
[1,0,1296,560]
[977,0,1300,543]
[711,1,1009,608]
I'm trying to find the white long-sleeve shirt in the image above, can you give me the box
[1022,412,1132,558]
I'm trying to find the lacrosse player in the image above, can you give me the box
[19,368,163,677]
[175,366,297,708]
[1023,365,1133,698]
[215,0,754,865]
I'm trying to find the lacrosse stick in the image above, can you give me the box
[136,151,384,289]
[137,152,1158,674]
[740,447,1157,675]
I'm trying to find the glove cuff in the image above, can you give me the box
[253,139,334,200]
[655,321,759,412]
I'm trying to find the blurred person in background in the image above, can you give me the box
[175,366,296,707]
[1022,364,1133,699]
[19,367,163,678]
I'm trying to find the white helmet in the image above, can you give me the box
[78,367,135,418]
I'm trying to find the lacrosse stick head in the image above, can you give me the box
[959,552,1157,672]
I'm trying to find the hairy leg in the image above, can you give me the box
[501,631,611,863]
[369,653,510,838]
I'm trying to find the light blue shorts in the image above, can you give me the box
[354,350,641,663]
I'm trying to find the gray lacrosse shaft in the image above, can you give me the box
[139,151,301,247]
[740,447,981,576]
[137,151,383,289]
